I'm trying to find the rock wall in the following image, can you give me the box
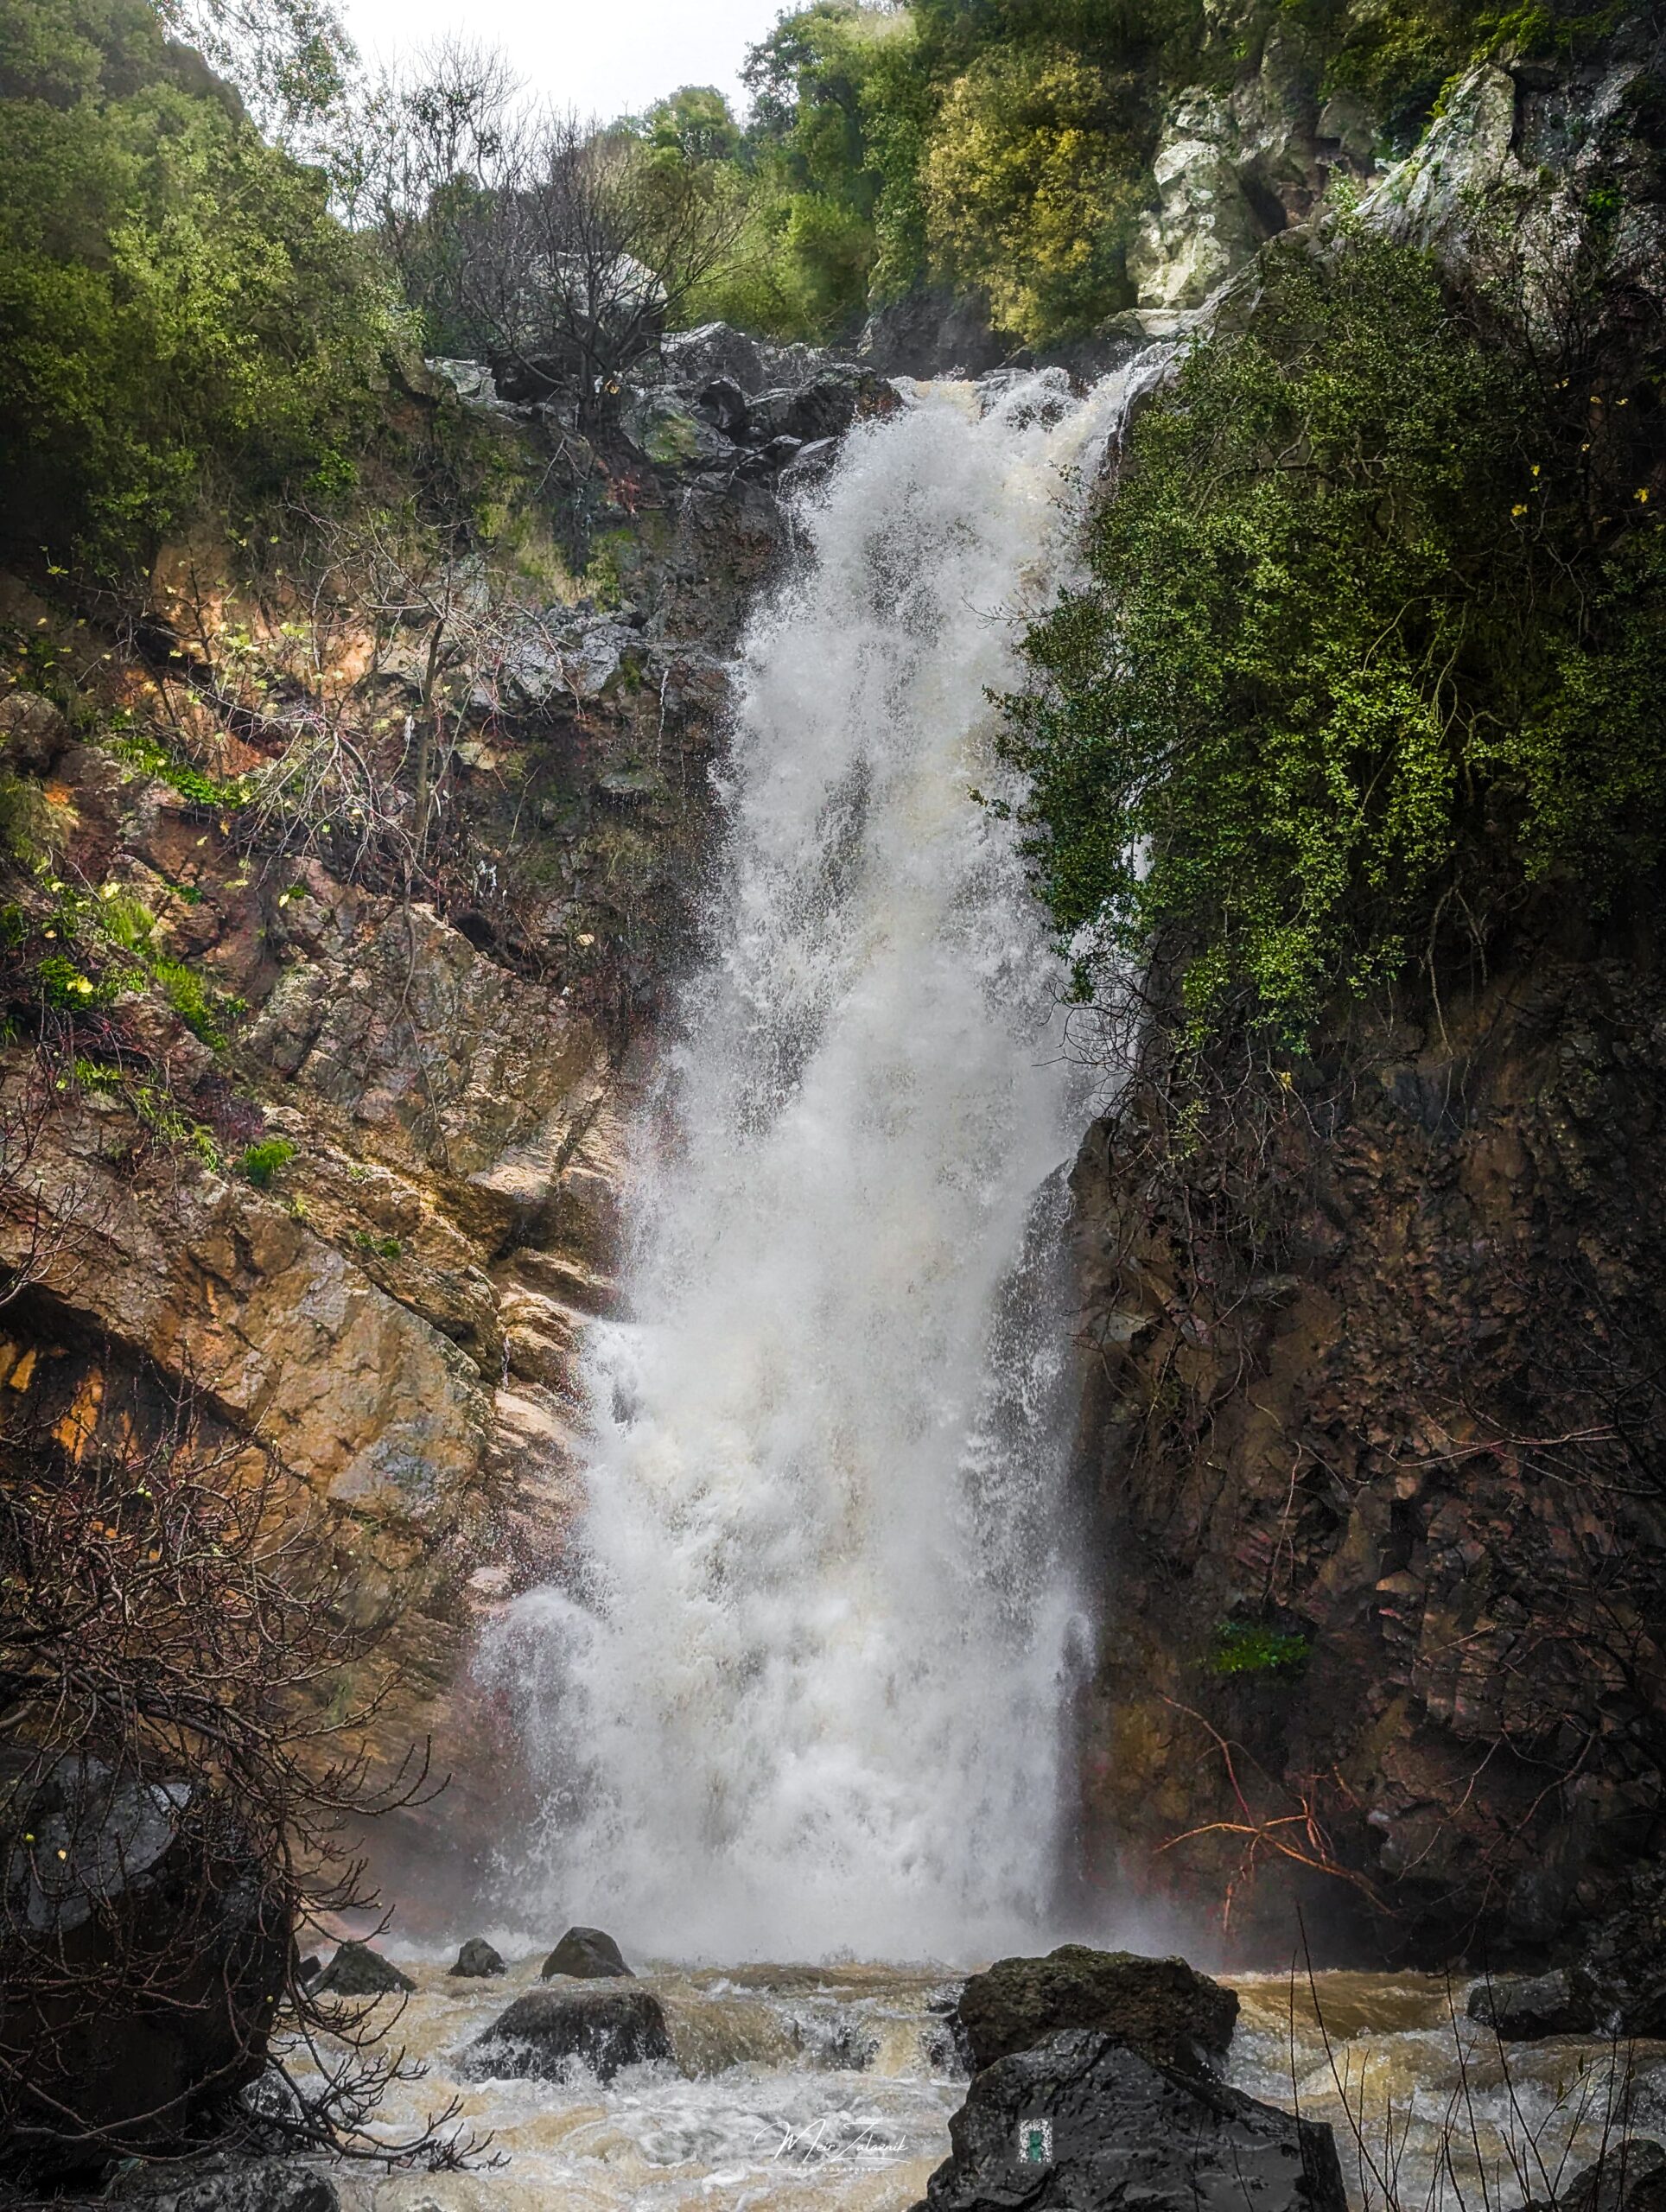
[1068,914,1666,1967]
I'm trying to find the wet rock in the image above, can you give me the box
[1466,1967,1598,2039]
[780,437,839,486]
[542,1923,633,1979]
[1579,1861,1666,2037]
[915,2028,1346,2212]
[660,321,766,393]
[957,1946,1238,2075]
[746,372,869,447]
[858,286,1005,379]
[467,1985,671,2082]
[1526,2139,1666,2212]
[115,2158,340,2212]
[450,1936,506,1979]
[693,375,749,440]
[314,1940,414,1997]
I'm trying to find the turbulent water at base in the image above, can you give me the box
[492,365,1144,1964]
[325,1959,1666,2212]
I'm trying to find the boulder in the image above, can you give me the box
[1466,1967,1598,2039]
[620,388,734,470]
[467,1985,672,2083]
[780,437,840,486]
[450,1936,506,1979]
[542,1923,633,1979]
[957,1946,1238,2075]
[858,286,1005,379]
[1523,2141,1666,2212]
[314,1940,414,1998]
[693,375,749,439]
[0,690,68,773]
[915,2029,1346,2212]
[746,372,868,448]
[1578,1860,1666,2037]
[0,1756,288,2182]
[661,321,766,393]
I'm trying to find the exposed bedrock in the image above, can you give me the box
[1069,918,1666,1972]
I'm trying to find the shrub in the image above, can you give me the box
[236,1136,296,1187]
[1001,230,1666,1046]
[1211,1621,1312,1676]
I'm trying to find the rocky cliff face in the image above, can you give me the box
[1068,918,1666,1967]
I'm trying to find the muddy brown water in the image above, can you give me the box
[309,1959,1666,2212]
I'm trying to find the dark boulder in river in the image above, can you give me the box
[467,1985,672,2082]
[914,2028,1346,2212]
[449,1936,506,1979]
[314,1940,414,1997]
[1525,2139,1666,2212]
[1466,1967,1598,2039]
[957,1945,1238,2074]
[542,1923,633,1979]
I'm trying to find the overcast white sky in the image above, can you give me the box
[339,0,791,123]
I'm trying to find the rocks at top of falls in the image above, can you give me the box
[957,1946,1239,2074]
[449,1936,506,1979]
[913,2028,1347,2212]
[465,1984,672,2083]
[541,1924,633,1979]
[313,1941,415,1998]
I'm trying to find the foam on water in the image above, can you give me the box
[488,365,1155,1962]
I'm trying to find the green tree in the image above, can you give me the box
[637,84,742,165]
[0,0,402,573]
[922,45,1145,343]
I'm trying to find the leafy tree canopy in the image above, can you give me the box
[0,0,402,574]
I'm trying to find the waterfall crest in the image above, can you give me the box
[504,367,1144,1962]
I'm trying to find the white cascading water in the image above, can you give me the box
[500,365,1150,1963]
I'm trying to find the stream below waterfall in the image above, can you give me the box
[326,1957,1666,2212]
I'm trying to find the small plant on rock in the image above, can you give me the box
[236,1137,297,1189]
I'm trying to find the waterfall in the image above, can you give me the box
[501,365,1148,1963]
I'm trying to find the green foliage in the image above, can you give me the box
[35,948,105,1008]
[1282,0,1625,146]
[0,0,404,572]
[1210,1620,1311,1675]
[237,1135,296,1187]
[637,85,743,166]
[351,1227,402,1259]
[1001,232,1666,1044]
[110,727,250,809]
[922,46,1145,343]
